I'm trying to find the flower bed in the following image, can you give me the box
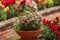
[0,0,60,40]
[0,6,60,40]
[0,0,60,22]
[40,17,60,40]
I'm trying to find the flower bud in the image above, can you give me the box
[3,6,9,12]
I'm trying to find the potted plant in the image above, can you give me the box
[41,17,60,40]
[15,13,44,40]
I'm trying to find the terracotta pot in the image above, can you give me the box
[16,28,44,40]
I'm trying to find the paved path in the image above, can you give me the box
[43,12,60,19]
[0,28,20,40]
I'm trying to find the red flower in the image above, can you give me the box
[2,1,7,7]
[43,18,51,26]
[43,17,60,36]
[38,0,42,5]
[14,6,18,11]
[43,18,48,25]
[20,0,25,8]
[50,25,57,32]
[56,17,59,21]
[53,20,58,25]
[7,0,16,5]
[1,0,16,7]
[54,26,60,35]
[47,20,51,25]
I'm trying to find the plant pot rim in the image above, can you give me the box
[15,27,44,39]
[16,28,44,32]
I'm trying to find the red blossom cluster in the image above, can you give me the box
[1,0,16,8]
[43,17,60,35]
[38,0,42,5]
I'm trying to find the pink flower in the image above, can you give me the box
[27,20,30,23]
[26,0,33,7]
[1,5,5,9]
[14,6,18,11]
[26,0,37,9]
[20,20,24,24]
[31,17,35,21]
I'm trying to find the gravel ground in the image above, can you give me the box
[42,11,60,19]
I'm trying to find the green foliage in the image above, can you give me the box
[24,5,36,12]
[6,7,18,19]
[40,25,54,40]
[0,9,7,21]
[15,13,41,31]
[53,0,60,6]
[38,4,44,11]
[18,6,24,12]
[46,0,54,8]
